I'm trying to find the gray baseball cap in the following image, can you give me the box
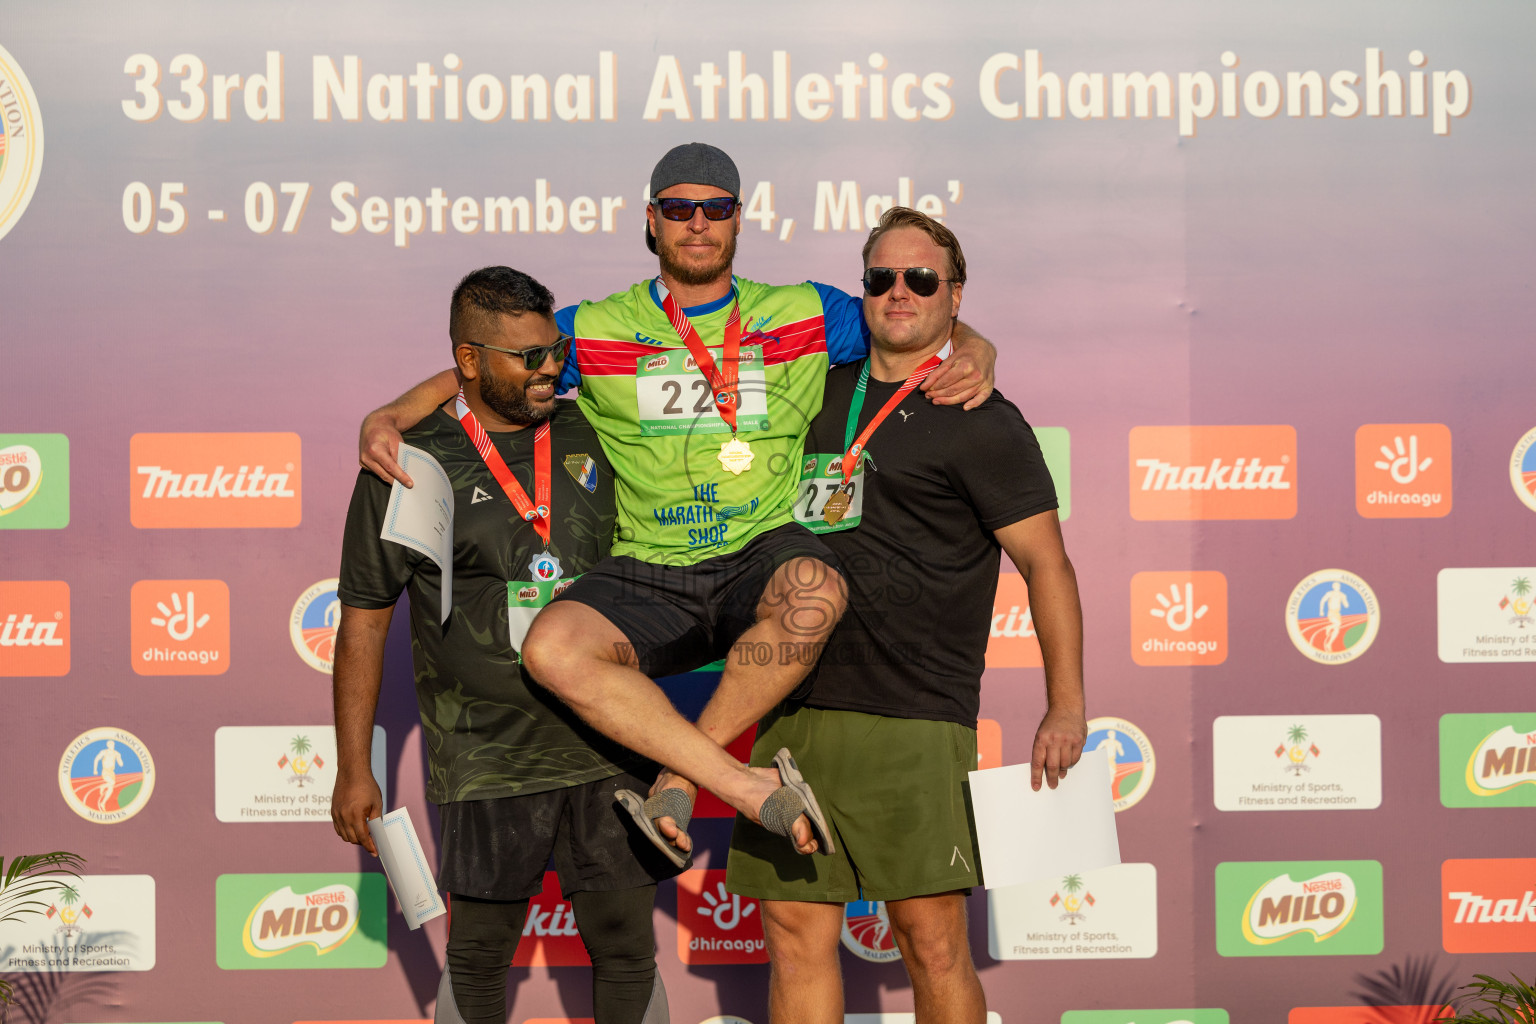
[645,143,740,253]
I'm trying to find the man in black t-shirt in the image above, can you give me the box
[727,210,1087,1024]
[331,267,675,1024]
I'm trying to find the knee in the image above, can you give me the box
[521,608,589,695]
[774,558,849,639]
[892,925,973,979]
[761,906,841,975]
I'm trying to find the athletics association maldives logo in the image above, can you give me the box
[1511,426,1536,513]
[58,727,155,823]
[1085,717,1155,812]
[1286,569,1380,665]
[290,578,340,673]
[0,43,44,243]
[841,900,902,962]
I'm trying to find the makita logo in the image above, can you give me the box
[1135,457,1290,492]
[1447,890,1536,924]
[131,433,302,529]
[522,901,579,937]
[136,465,295,499]
[1,612,62,646]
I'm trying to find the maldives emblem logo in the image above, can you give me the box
[1276,724,1322,775]
[289,578,340,674]
[44,881,92,938]
[1497,575,1534,629]
[58,727,155,823]
[1049,874,1097,924]
[1286,569,1380,665]
[278,734,325,787]
[840,900,902,963]
[1085,717,1155,812]
[0,43,44,243]
[1511,426,1536,513]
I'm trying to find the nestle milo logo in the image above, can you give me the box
[516,585,540,602]
[1215,860,1382,957]
[216,872,385,969]
[644,355,669,372]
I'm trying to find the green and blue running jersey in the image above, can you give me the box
[556,278,868,564]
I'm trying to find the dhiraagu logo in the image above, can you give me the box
[1215,861,1382,957]
[216,873,385,969]
[1063,1013,1229,1024]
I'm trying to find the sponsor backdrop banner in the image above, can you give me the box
[1,1,1533,1021]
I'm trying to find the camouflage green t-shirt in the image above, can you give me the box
[338,401,636,803]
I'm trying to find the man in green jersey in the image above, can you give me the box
[334,267,675,1024]
[359,144,993,865]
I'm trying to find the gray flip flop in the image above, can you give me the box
[758,747,837,855]
[615,787,693,868]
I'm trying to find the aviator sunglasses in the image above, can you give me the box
[650,197,740,221]
[861,266,958,298]
[464,336,571,371]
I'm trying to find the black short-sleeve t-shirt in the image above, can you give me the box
[804,361,1058,726]
[338,400,638,803]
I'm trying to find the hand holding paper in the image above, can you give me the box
[968,750,1120,890]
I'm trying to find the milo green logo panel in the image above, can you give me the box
[1215,861,1383,957]
[1440,713,1536,808]
[1036,427,1071,521]
[0,433,69,529]
[215,873,386,969]
[1063,1013,1229,1024]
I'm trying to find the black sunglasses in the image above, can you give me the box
[861,267,958,298]
[465,336,571,371]
[651,197,739,221]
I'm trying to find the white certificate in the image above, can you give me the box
[968,753,1120,890]
[367,807,446,930]
[380,443,454,623]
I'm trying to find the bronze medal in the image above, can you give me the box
[822,489,851,525]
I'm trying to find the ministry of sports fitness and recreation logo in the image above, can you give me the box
[1215,860,1383,957]
[1085,717,1155,812]
[1048,874,1098,924]
[290,578,340,673]
[58,727,155,823]
[1285,569,1380,665]
[0,874,158,973]
[676,870,767,964]
[1511,426,1536,513]
[0,43,44,244]
[1,578,69,676]
[0,433,68,528]
[841,900,902,962]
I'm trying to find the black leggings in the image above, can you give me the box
[443,886,660,1024]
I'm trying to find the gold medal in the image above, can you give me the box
[822,490,851,525]
[718,436,754,475]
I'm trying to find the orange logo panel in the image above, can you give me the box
[676,868,768,964]
[130,432,302,528]
[986,573,1042,668]
[0,580,69,676]
[130,579,230,675]
[1130,571,1228,666]
[1129,425,1297,520]
[511,871,590,966]
[1290,1009,1451,1023]
[696,726,757,818]
[1355,423,1452,518]
[1442,858,1536,952]
[976,719,1003,771]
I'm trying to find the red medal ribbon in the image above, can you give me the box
[659,284,743,435]
[836,350,947,489]
[455,388,551,547]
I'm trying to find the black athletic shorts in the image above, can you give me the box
[549,522,843,678]
[437,770,681,901]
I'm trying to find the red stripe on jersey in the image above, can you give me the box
[575,314,828,376]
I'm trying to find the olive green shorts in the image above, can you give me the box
[725,704,980,903]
